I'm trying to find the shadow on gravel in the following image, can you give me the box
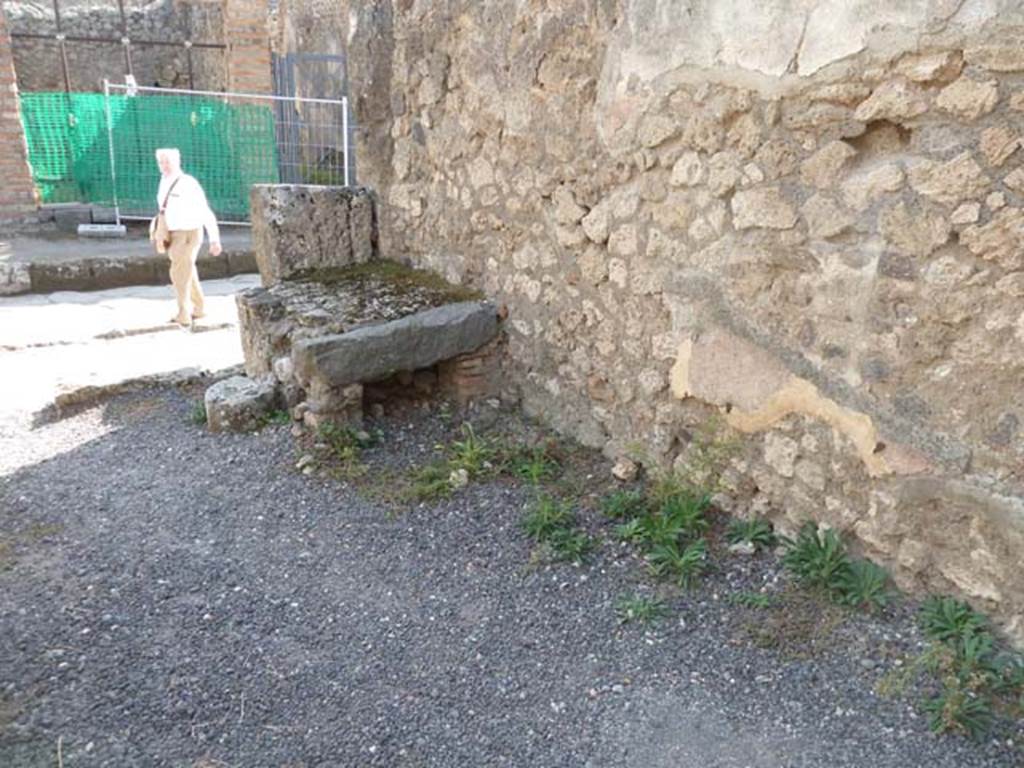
[27,368,237,432]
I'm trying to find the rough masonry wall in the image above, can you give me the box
[344,0,1024,642]
[270,0,344,58]
[2,0,226,91]
[0,4,36,223]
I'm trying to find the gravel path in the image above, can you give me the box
[1,387,1021,767]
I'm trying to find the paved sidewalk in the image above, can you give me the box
[0,274,259,416]
[0,227,254,295]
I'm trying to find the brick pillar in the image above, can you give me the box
[0,7,36,224]
[223,0,272,95]
[439,338,504,405]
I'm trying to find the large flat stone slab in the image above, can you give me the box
[292,301,498,388]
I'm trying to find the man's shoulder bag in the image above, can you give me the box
[150,177,181,255]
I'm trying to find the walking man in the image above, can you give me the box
[154,148,222,327]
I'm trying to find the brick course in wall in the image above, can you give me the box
[223,0,271,95]
[0,6,36,224]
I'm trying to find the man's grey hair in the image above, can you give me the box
[155,147,181,164]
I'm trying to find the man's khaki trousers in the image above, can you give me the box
[167,228,205,324]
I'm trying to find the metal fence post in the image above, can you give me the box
[343,96,350,187]
[103,79,121,226]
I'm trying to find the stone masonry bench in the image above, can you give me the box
[205,184,501,431]
[292,300,497,388]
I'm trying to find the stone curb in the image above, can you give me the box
[4,249,257,296]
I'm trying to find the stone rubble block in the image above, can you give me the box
[292,301,499,390]
[934,75,1000,120]
[204,375,279,433]
[0,263,31,296]
[853,79,929,122]
[730,187,798,230]
[300,382,364,429]
[250,184,376,286]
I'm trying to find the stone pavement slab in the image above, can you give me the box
[0,274,260,416]
[0,274,257,349]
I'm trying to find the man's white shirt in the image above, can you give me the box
[156,172,221,245]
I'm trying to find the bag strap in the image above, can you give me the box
[160,176,182,213]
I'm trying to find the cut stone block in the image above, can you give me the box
[250,184,376,286]
[301,382,364,429]
[0,262,31,296]
[90,206,119,224]
[204,375,278,433]
[51,204,93,233]
[292,301,499,389]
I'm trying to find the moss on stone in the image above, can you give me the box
[291,260,483,304]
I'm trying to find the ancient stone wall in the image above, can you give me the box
[269,0,344,58]
[340,0,1024,643]
[0,4,37,224]
[1,0,226,91]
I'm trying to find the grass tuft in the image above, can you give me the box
[837,559,892,610]
[255,409,292,430]
[406,424,499,502]
[781,522,849,592]
[521,493,592,564]
[616,595,667,625]
[781,522,894,612]
[729,590,773,609]
[726,517,777,550]
[600,489,647,520]
[921,596,989,645]
[315,421,375,480]
[548,527,594,562]
[409,461,454,501]
[505,442,561,486]
[646,538,707,589]
[879,595,1023,739]
[448,423,496,479]
[522,494,574,541]
[190,400,207,426]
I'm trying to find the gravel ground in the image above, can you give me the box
[0,386,1021,768]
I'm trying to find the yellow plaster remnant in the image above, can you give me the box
[670,332,890,477]
[725,377,887,476]
[670,339,694,398]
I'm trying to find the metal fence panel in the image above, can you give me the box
[271,52,355,185]
[18,82,352,224]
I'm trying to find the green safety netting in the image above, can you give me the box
[18,91,280,219]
